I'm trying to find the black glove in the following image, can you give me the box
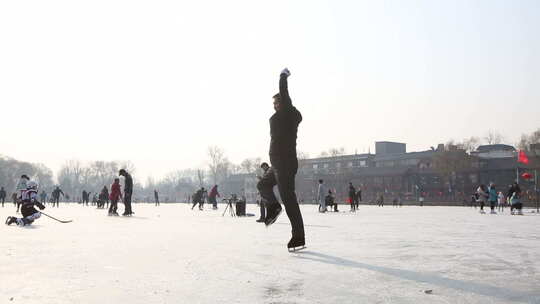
[37,202,46,210]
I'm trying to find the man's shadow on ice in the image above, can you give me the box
[293,251,540,303]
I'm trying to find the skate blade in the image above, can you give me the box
[288,246,307,253]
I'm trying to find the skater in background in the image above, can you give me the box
[12,192,17,208]
[265,68,305,251]
[476,184,488,214]
[102,186,110,209]
[348,182,356,212]
[317,179,326,213]
[92,193,98,206]
[508,182,522,215]
[51,186,64,207]
[154,189,160,206]
[202,188,208,208]
[488,183,497,214]
[0,187,6,207]
[191,188,204,210]
[119,169,134,216]
[208,185,219,209]
[393,194,400,207]
[108,178,122,216]
[98,187,108,209]
[39,190,47,206]
[355,187,362,209]
[497,191,506,212]
[419,193,424,207]
[377,193,384,207]
[6,181,45,226]
[15,174,30,212]
[82,190,89,206]
[256,162,276,223]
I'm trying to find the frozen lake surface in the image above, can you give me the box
[2,203,540,304]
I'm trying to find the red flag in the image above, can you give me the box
[522,172,532,180]
[518,150,529,164]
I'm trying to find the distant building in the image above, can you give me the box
[222,142,539,205]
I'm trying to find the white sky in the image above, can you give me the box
[1,0,539,182]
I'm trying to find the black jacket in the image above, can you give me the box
[269,74,302,170]
[124,173,133,194]
[257,167,277,190]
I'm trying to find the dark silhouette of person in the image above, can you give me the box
[154,189,160,206]
[265,68,305,250]
[119,169,133,216]
[257,162,276,223]
[51,186,64,207]
[0,187,6,207]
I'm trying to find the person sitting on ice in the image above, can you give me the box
[6,181,45,226]
[325,190,339,212]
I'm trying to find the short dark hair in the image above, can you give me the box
[260,162,269,168]
[319,179,323,183]
[273,93,280,99]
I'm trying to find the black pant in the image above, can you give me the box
[53,197,60,207]
[192,200,203,209]
[274,167,304,238]
[109,199,118,214]
[1,197,4,207]
[124,192,132,214]
[259,200,266,220]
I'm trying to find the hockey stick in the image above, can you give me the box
[40,211,73,223]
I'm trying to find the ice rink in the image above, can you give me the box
[2,203,540,304]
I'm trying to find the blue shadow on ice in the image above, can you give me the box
[294,251,540,303]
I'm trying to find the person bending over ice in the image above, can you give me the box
[6,181,45,226]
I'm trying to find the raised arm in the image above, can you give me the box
[279,68,292,108]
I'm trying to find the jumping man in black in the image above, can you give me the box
[265,68,305,251]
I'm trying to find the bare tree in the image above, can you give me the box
[319,147,345,157]
[329,147,346,157]
[432,144,472,200]
[207,146,229,184]
[240,157,262,174]
[118,160,136,175]
[197,169,206,187]
[518,128,540,152]
[459,136,481,153]
[484,130,504,145]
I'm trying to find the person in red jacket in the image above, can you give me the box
[209,185,220,209]
[108,178,123,216]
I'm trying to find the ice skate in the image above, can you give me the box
[287,236,306,252]
[479,209,485,214]
[6,216,17,225]
[490,210,497,214]
[264,204,282,226]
